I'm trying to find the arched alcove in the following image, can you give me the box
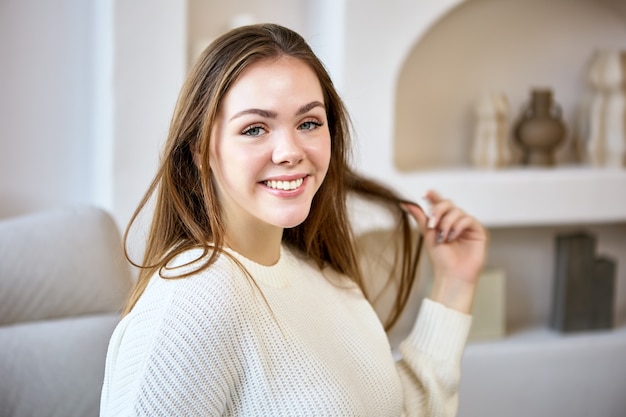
[394,0,626,171]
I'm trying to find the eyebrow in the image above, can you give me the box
[229,100,325,121]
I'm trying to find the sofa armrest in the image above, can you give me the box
[0,314,121,417]
[0,206,132,325]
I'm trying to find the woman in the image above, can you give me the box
[101,23,487,416]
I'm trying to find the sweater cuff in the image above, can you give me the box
[400,298,473,364]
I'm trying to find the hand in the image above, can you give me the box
[401,190,488,314]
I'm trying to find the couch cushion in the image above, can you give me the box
[0,313,121,417]
[0,206,132,324]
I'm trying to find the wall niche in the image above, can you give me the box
[394,0,626,171]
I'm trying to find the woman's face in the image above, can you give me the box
[208,56,331,234]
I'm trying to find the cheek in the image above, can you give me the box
[208,145,237,197]
[318,137,332,174]
[215,144,268,187]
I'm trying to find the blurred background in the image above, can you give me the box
[1,1,625,416]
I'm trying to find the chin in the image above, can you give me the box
[271,210,311,229]
[278,217,308,229]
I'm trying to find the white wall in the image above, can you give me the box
[341,0,463,175]
[112,0,187,229]
[0,0,95,218]
[0,0,187,231]
[187,0,308,66]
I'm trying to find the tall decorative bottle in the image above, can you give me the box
[584,50,626,168]
[471,93,511,169]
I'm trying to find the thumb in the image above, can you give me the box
[400,202,429,231]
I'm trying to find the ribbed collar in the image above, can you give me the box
[224,245,295,288]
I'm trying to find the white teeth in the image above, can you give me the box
[264,178,304,190]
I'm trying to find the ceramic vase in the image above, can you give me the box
[584,50,626,168]
[471,93,511,169]
[513,89,566,167]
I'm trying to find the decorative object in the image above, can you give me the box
[471,93,511,169]
[583,50,626,168]
[550,231,616,333]
[468,268,506,341]
[513,88,566,166]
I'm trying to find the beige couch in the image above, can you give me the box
[0,206,132,417]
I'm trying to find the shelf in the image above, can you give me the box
[388,166,626,228]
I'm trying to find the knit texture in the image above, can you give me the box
[100,245,471,416]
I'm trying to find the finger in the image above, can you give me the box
[447,215,485,242]
[445,215,473,242]
[424,189,443,204]
[400,202,428,231]
[436,207,466,242]
[428,199,454,230]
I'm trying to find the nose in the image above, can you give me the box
[272,130,305,166]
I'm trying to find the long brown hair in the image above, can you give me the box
[123,23,422,330]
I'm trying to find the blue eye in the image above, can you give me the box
[299,120,322,131]
[242,125,266,137]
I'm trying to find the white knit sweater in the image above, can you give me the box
[100,245,471,416]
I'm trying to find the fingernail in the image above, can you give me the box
[428,217,437,229]
[436,230,445,243]
[447,230,455,241]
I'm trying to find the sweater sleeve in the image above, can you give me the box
[395,298,472,417]
[101,268,250,417]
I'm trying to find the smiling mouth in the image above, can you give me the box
[263,178,305,191]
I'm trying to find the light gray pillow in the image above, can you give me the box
[0,206,133,325]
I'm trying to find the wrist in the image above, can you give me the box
[428,275,477,314]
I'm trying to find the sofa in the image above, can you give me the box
[0,206,132,417]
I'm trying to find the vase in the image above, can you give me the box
[513,89,566,166]
[584,50,626,168]
[471,93,511,169]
